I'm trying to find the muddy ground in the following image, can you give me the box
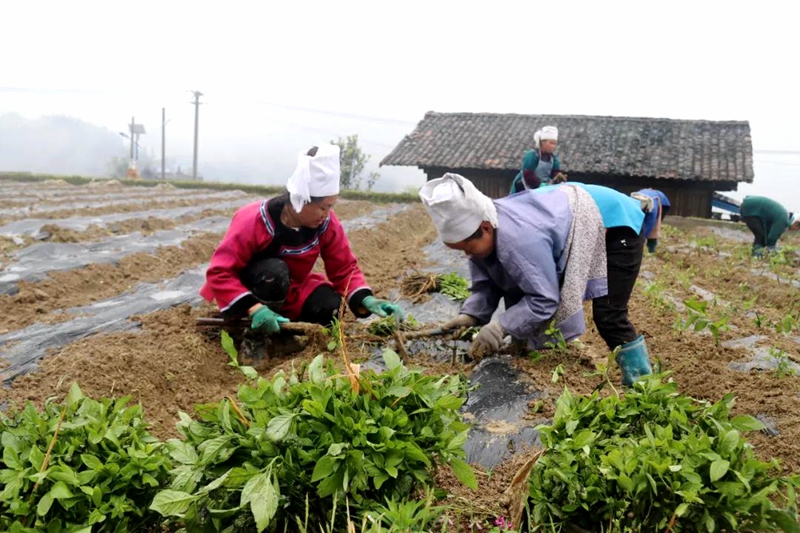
[1,183,799,529]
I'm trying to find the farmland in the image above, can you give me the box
[1,175,799,532]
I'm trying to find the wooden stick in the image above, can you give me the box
[196,317,321,335]
[401,327,455,340]
[24,406,67,525]
[227,396,249,428]
[393,328,410,360]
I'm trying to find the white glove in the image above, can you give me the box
[440,314,478,331]
[468,320,507,361]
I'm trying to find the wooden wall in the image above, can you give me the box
[422,167,740,219]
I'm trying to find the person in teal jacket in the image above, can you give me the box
[739,196,800,256]
[509,126,567,194]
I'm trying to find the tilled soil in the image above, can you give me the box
[0,200,378,335]
[0,204,437,439]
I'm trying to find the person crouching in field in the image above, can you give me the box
[739,195,800,257]
[421,173,651,387]
[200,144,404,335]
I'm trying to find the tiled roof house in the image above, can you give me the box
[381,112,754,218]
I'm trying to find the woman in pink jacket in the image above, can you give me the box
[200,144,403,334]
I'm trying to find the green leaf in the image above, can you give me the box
[221,330,237,362]
[49,481,74,500]
[718,430,739,455]
[29,445,45,470]
[675,502,690,517]
[240,366,258,380]
[308,355,325,383]
[382,349,402,372]
[37,493,54,516]
[241,472,279,533]
[311,456,338,482]
[48,466,80,486]
[3,446,21,469]
[767,510,800,533]
[386,386,413,399]
[436,395,464,411]
[80,454,103,471]
[704,513,715,533]
[730,415,765,432]
[449,458,477,490]
[66,382,84,407]
[266,414,294,442]
[448,429,469,452]
[302,400,325,418]
[327,443,347,456]
[168,440,199,465]
[199,436,232,465]
[710,459,730,482]
[150,490,199,517]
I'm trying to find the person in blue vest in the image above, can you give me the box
[509,126,568,194]
[420,174,651,387]
[631,189,671,253]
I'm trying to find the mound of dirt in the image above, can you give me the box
[86,179,123,189]
[42,179,72,186]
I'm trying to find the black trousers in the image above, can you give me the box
[592,226,645,348]
[743,216,767,248]
[240,257,341,327]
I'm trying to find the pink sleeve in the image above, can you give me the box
[319,212,370,301]
[202,202,271,312]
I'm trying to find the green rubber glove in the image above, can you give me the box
[250,305,289,335]
[363,296,406,322]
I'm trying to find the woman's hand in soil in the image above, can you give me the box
[249,305,289,335]
[363,296,406,322]
[468,320,506,360]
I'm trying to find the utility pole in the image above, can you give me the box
[190,90,203,181]
[161,108,166,181]
[129,116,135,162]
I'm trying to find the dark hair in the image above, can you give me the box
[306,146,319,157]
[279,192,327,205]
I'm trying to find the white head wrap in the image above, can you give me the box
[792,213,799,226]
[418,173,498,243]
[533,125,558,149]
[286,143,341,212]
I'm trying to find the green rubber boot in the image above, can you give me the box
[615,335,652,387]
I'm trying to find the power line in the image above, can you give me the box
[0,86,417,126]
[245,99,416,126]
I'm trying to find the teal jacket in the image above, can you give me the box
[510,150,561,194]
[740,196,792,247]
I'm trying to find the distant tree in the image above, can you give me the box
[330,134,380,190]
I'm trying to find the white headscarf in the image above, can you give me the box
[792,213,799,226]
[286,144,341,212]
[533,125,558,149]
[418,173,498,243]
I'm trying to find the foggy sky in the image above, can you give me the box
[2,0,799,206]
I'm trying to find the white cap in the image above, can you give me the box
[419,173,498,243]
[534,125,558,148]
[286,144,341,212]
